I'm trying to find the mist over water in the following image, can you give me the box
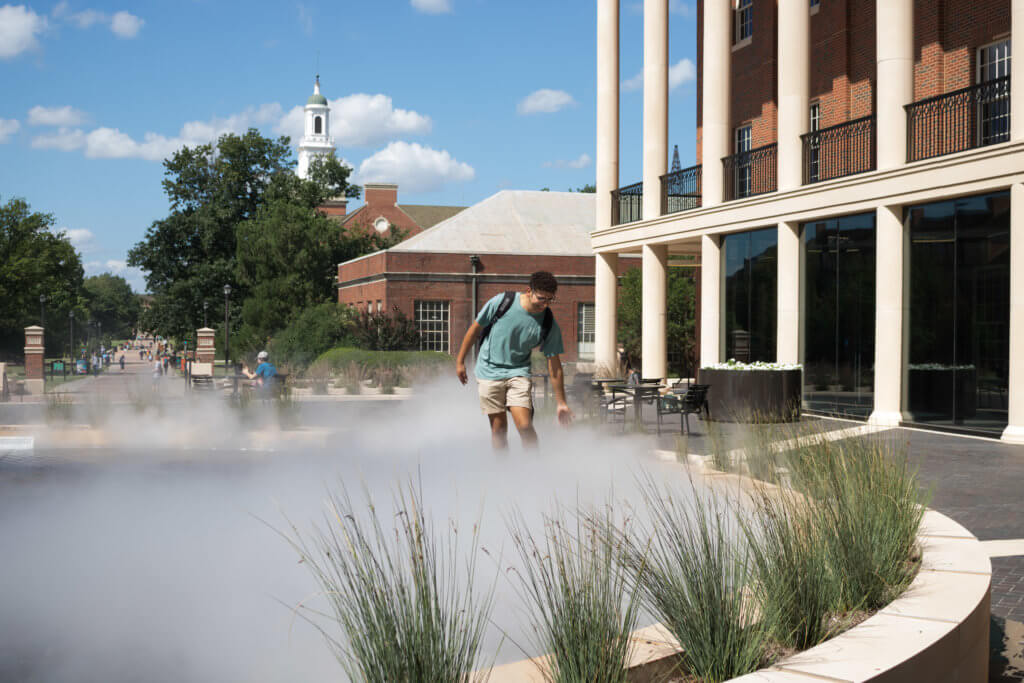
[0,379,698,682]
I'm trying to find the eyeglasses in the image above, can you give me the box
[531,292,557,304]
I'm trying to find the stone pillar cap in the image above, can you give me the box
[197,327,215,333]
[24,325,44,332]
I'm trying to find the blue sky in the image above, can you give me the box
[0,0,698,292]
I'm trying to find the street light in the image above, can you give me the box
[39,294,46,328]
[203,301,208,328]
[68,310,74,362]
[223,284,232,378]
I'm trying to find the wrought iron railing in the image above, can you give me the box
[660,164,702,214]
[801,115,875,184]
[611,181,643,226]
[906,75,1010,162]
[722,143,777,201]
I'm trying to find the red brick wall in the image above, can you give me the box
[914,0,1010,99]
[25,350,43,380]
[732,0,778,149]
[343,186,424,240]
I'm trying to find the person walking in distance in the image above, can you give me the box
[455,271,572,450]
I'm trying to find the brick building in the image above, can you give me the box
[592,0,1021,440]
[336,183,466,241]
[338,190,634,363]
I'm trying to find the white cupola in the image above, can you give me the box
[297,74,336,179]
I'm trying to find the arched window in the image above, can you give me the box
[314,116,322,134]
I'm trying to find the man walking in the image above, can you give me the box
[455,271,572,449]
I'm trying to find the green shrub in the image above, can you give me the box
[351,307,421,351]
[277,481,495,683]
[269,303,355,368]
[316,347,451,374]
[307,359,332,395]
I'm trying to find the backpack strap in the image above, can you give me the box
[479,291,517,343]
[540,308,554,345]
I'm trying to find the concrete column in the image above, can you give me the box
[701,0,731,207]
[1013,0,1024,142]
[643,0,669,220]
[641,243,668,379]
[196,327,216,364]
[776,222,801,363]
[596,0,620,228]
[777,0,810,191]
[23,325,44,395]
[876,0,914,170]
[595,251,620,372]
[869,205,907,426]
[1003,184,1024,443]
[700,235,722,367]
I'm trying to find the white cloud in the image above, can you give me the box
[411,0,452,14]
[0,118,19,143]
[277,93,431,147]
[543,153,592,169]
[28,105,88,126]
[0,4,47,59]
[109,11,143,38]
[51,4,143,38]
[669,58,696,89]
[356,141,474,193]
[62,227,95,251]
[517,89,574,115]
[31,126,86,150]
[622,58,697,92]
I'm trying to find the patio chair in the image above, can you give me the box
[657,383,710,435]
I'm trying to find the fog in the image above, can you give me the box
[0,380,699,682]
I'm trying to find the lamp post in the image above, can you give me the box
[203,301,208,328]
[39,294,46,328]
[68,310,74,363]
[223,284,232,378]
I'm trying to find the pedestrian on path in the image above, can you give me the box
[119,355,125,371]
[152,358,162,394]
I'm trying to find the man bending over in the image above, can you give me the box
[455,271,572,449]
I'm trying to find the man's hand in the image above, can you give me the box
[456,362,468,385]
[556,402,573,426]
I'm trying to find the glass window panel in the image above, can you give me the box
[577,303,595,360]
[723,227,777,363]
[414,300,450,353]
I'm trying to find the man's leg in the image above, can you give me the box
[488,412,509,450]
[507,406,538,448]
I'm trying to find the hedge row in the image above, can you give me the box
[315,347,453,371]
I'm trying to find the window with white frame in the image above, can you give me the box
[734,0,753,44]
[978,40,1011,146]
[415,300,449,352]
[808,102,821,182]
[376,300,382,313]
[735,124,752,197]
[577,303,595,360]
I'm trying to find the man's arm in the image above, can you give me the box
[547,355,573,425]
[455,321,483,385]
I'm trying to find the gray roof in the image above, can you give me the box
[390,190,596,255]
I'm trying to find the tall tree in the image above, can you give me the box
[0,197,85,358]
[127,130,297,340]
[83,273,141,341]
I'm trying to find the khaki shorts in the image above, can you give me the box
[477,376,533,415]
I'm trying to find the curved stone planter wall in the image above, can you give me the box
[490,474,991,683]
[698,368,802,423]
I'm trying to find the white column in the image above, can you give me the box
[776,222,801,364]
[777,0,810,191]
[1003,184,1024,442]
[643,0,669,220]
[596,0,619,228]
[700,234,722,367]
[595,252,620,372]
[642,243,668,379]
[1013,0,1024,141]
[702,0,731,207]
[876,0,913,170]
[869,204,907,426]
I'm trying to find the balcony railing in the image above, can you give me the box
[661,164,702,215]
[722,143,777,201]
[906,75,1010,162]
[611,181,643,226]
[802,115,875,184]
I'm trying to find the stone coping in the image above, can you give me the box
[490,451,991,683]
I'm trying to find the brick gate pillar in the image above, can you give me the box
[24,325,44,395]
[196,327,215,364]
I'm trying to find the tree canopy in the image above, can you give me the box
[83,273,141,342]
[0,197,86,358]
[617,266,697,374]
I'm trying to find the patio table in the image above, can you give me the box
[606,382,663,429]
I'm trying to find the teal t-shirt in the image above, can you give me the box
[474,292,564,380]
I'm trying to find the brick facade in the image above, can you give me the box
[696,0,1010,160]
[338,252,638,363]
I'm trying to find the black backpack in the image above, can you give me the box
[479,291,554,346]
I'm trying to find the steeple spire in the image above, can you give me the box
[314,74,321,95]
[670,145,681,173]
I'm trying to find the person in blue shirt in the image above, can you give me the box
[455,271,572,450]
[242,350,277,393]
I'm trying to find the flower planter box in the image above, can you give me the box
[698,368,802,423]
